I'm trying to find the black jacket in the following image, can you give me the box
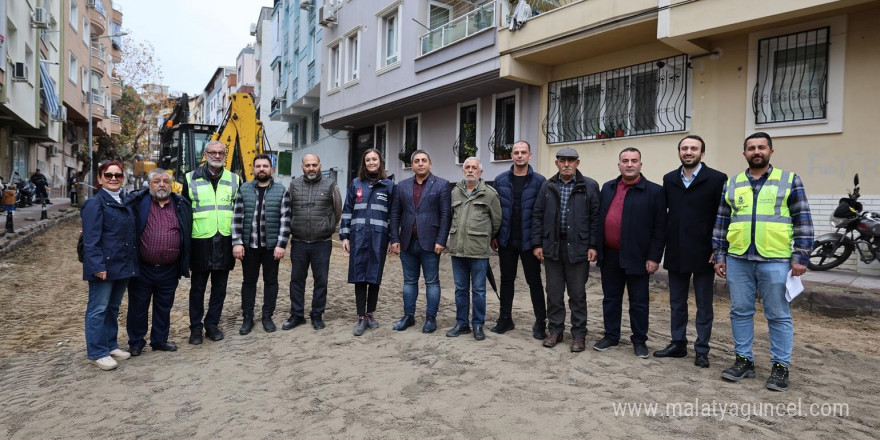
[662,164,727,274]
[128,189,193,278]
[531,170,601,263]
[598,174,666,273]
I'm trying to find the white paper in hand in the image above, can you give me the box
[785,270,804,302]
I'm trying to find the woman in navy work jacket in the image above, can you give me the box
[340,149,395,336]
[81,160,138,371]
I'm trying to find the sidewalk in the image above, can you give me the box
[0,196,78,258]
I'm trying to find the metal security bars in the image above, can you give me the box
[753,27,829,124]
[544,54,689,144]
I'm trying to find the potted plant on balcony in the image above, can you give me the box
[494,143,512,160]
[615,125,625,138]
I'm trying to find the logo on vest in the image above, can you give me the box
[356,187,364,203]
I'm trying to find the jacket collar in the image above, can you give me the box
[614,173,647,190]
[549,169,584,185]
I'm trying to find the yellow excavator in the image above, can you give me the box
[158,92,267,193]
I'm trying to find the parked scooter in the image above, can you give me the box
[12,172,34,208]
[808,174,880,270]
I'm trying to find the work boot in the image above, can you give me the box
[532,320,547,340]
[353,316,367,336]
[393,314,415,331]
[188,329,203,345]
[765,362,790,391]
[422,315,437,333]
[721,355,756,382]
[239,316,255,335]
[262,316,276,333]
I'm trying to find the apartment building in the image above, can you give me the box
[252,6,293,186]
[0,0,64,193]
[203,66,235,126]
[270,0,351,198]
[318,0,542,185]
[497,0,879,273]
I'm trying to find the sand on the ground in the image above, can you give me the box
[0,219,878,439]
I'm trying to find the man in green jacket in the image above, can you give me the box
[446,157,502,341]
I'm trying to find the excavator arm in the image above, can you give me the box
[211,93,265,181]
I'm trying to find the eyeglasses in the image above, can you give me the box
[103,172,124,180]
[206,151,226,157]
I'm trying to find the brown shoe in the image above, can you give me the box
[542,331,563,348]
[571,337,586,352]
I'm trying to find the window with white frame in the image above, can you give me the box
[546,54,689,144]
[345,30,360,83]
[746,16,845,137]
[70,0,79,31]
[456,101,478,163]
[328,41,341,90]
[81,67,88,93]
[491,92,518,161]
[82,18,89,45]
[69,52,78,84]
[377,3,401,69]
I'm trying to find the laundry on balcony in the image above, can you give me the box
[39,61,61,119]
[508,1,532,31]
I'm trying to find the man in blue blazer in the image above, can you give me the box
[389,150,452,333]
[594,148,666,358]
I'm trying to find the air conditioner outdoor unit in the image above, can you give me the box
[32,7,49,28]
[318,6,337,27]
[52,107,67,121]
[46,145,60,157]
[12,63,29,81]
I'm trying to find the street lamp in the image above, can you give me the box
[88,31,128,197]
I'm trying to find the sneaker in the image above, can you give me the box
[593,337,619,351]
[353,316,367,336]
[633,343,649,358]
[721,355,756,382]
[89,356,118,371]
[109,349,131,361]
[765,362,790,391]
[365,313,380,329]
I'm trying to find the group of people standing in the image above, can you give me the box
[81,132,813,393]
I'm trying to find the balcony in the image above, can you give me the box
[89,11,106,36]
[419,2,495,56]
[110,77,122,99]
[110,115,122,135]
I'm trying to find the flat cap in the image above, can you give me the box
[556,147,579,159]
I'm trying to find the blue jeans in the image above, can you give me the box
[85,278,129,360]
[726,257,793,366]
[399,240,441,317]
[451,257,488,327]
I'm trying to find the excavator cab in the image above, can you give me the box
[159,123,216,193]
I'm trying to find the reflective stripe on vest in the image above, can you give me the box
[187,170,239,238]
[725,168,793,258]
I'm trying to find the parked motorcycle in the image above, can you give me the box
[12,172,34,208]
[808,174,880,270]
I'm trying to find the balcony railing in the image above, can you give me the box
[420,2,495,56]
[111,115,121,124]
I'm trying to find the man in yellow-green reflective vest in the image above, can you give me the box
[182,140,240,345]
[712,132,814,392]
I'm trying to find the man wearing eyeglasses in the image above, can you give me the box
[181,140,240,345]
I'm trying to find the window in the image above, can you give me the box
[69,52,78,84]
[491,93,517,161]
[456,102,478,163]
[292,123,299,149]
[81,67,88,93]
[745,16,845,137]
[423,1,452,53]
[300,117,308,145]
[377,3,401,70]
[91,71,104,104]
[328,42,341,90]
[546,54,689,144]
[70,0,79,31]
[312,109,320,142]
[754,27,829,124]
[374,123,387,160]
[83,18,89,45]
[345,30,360,83]
[401,115,419,168]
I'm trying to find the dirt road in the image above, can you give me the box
[1,219,878,439]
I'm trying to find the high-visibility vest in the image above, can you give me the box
[187,169,239,239]
[724,167,794,258]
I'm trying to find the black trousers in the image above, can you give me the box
[189,269,230,330]
[668,270,715,354]
[354,282,380,316]
[240,246,280,318]
[498,245,546,322]
[127,264,179,348]
[289,240,331,319]
[600,250,649,344]
[544,245,589,338]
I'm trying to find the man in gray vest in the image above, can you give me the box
[283,154,342,331]
[232,154,292,335]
